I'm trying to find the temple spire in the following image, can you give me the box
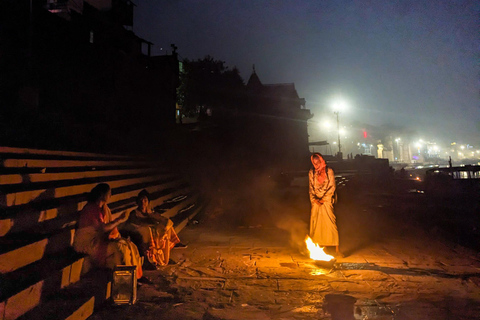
[247,64,262,90]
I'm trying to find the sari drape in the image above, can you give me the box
[309,167,339,246]
[74,202,143,278]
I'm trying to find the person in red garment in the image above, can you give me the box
[73,183,143,278]
[309,153,343,257]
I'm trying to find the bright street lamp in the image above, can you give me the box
[324,96,350,159]
[332,98,348,113]
[319,119,332,131]
[331,97,349,158]
[334,111,342,156]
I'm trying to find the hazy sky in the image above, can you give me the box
[133,0,479,145]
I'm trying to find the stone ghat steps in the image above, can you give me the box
[0,173,181,236]
[0,248,85,320]
[0,146,206,320]
[0,200,205,320]
[0,228,75,274]
[14,269,112,320]
[0,194,202,320]
[0,190,201,274]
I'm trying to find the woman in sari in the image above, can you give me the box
[127,190,181,267]
[73,183,143,279]
[309,153,343,257]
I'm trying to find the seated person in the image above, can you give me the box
[125,190,182,267]
[73,183,143,279]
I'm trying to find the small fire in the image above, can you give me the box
[305,236,334,261]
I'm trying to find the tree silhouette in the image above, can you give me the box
[178,56,245,117]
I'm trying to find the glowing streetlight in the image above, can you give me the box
[334,111,342,155]
[331,97,349,158]
[319,118,332,131]
[394,138,401,162]
[332,98,348,113]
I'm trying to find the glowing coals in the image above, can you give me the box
[305,236,334,261]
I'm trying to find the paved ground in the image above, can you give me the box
[90,180,480,320]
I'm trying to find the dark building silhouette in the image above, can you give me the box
[0,0,179,150]
[242,67,313,171]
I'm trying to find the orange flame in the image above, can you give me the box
[305,236,334,261]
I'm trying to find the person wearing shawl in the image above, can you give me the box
[309,153,343,257]
[73,183,143,279]
[126,190,181,267]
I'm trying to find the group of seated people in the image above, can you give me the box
[73,183,183,279]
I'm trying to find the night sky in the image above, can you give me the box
[133,0,479,146]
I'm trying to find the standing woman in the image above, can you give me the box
[309,153,342,257]
[73,183,143,278]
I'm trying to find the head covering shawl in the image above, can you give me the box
[311,153,327,185]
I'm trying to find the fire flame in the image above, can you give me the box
[305,236,334,261]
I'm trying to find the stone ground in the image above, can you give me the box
[89,181,480,320]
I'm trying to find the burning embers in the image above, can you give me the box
[305,236,335,263]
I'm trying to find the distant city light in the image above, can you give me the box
[320,120,332,130]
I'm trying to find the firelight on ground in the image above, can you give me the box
[305,236,334,261]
